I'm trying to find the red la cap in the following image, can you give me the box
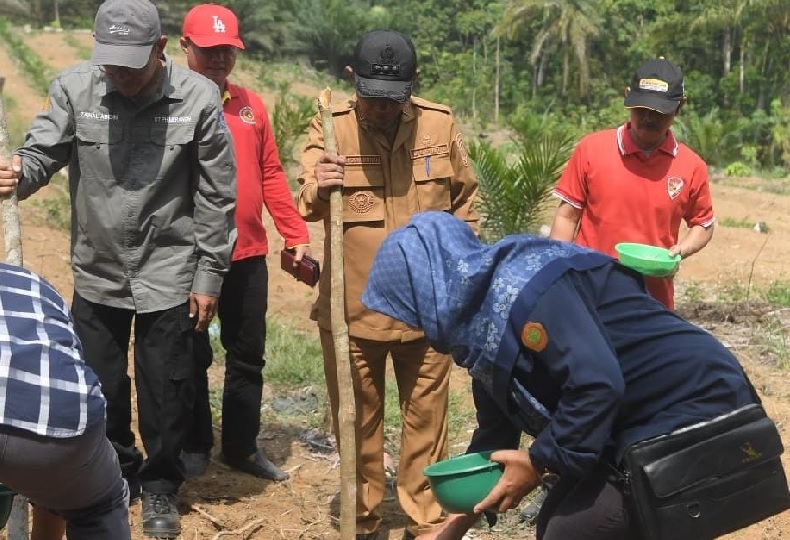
[182,4,244,49]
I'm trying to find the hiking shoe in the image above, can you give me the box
[181,450,210,479]
[223,449,289,482]
[141,491,180,538]
[520,483,549,524]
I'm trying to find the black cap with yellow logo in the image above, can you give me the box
[624,58,684,115]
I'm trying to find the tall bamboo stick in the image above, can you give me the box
[0,77,29,540]
[317,88,356,540]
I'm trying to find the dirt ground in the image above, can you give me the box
[1,30,789,540]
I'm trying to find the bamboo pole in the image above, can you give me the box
[0,77,28,539]
[317,88,356,540]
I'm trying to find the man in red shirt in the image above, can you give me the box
[550,58,714,310]
[180,3,311,480]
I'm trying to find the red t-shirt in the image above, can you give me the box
[553,123,714,309]
[223,82,309,261]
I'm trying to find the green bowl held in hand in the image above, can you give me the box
[423,451,503,514]
[0,485,16,530]
[615,242,681,277]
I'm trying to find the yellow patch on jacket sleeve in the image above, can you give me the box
[521,322,548,353]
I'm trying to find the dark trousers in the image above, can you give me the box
[536,462,636,540]
[71,293,195,495]
[0,422,130,539]
[186,257,268,460]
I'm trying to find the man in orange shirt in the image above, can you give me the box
[550,58,714,311]
[180,4,311,481]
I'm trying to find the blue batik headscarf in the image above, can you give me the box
[362,211,612,433]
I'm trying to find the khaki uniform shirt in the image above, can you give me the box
[297,96,479,341]
[16,56,237,313]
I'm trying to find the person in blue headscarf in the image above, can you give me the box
[361,211,755,540]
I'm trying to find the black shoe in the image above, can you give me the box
[127,476,142,503]
[223,449,289,482]
[181,450,210,479]
[356,533,379,540]
[141,491,180,538]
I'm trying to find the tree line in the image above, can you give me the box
[4,0,790,174]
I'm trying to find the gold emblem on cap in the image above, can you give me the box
[348,191,375,214]
[521,322,548,353]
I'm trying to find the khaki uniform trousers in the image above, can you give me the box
[320,330,450,536]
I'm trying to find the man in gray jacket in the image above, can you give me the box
[0,0,236,537]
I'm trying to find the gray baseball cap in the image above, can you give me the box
[91,0,161,69]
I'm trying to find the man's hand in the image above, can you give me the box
[0,155,22,197]
[414,513,481,540]
[189,292,218,331]
[289,244,312,264]
[473,450,542,514]
[314,152,345,200]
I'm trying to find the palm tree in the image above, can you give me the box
[496,0,601,97]
[470,132,575,242]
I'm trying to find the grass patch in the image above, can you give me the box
[265,317,326,387]
[0,18,53,95]
[63,33,92,61]
[718,217,755,229]
[28,173,70,231]
[763,281,790,307]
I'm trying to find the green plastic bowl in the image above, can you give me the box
[615,242,680,277]
[423,452,503,514]
[0,485,16,530]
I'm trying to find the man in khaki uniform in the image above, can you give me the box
[297,29,478,540]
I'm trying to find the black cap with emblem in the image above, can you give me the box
[352,29,417,104]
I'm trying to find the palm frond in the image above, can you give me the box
[470,132,574,242]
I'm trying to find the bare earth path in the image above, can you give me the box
[0,30,788,540]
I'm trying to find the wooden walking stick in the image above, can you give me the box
[317,87,356,540]
[0,77,29,540]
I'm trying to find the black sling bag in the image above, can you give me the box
[621,403,790,540]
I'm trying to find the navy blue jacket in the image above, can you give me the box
[468,264,754,477]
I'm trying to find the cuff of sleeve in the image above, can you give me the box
[285,238,311,249]
[191,268,224,297]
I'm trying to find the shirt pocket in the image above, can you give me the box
[148,123,196,179]
[74,120,124,165]
[412,155,453,211]
[343,165,385,224]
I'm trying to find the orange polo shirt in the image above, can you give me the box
[553,123,714,309]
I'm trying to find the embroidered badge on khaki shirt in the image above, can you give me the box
[348,192,375,214]
[521,322,548,353]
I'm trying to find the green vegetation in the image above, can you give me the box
[3,0,790,175]
[0,19,53,95]
[270,81,315,185]
[28,173,70,231]
[470,129,575,242]
[718,217,755,229]
[63,33,92,61]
